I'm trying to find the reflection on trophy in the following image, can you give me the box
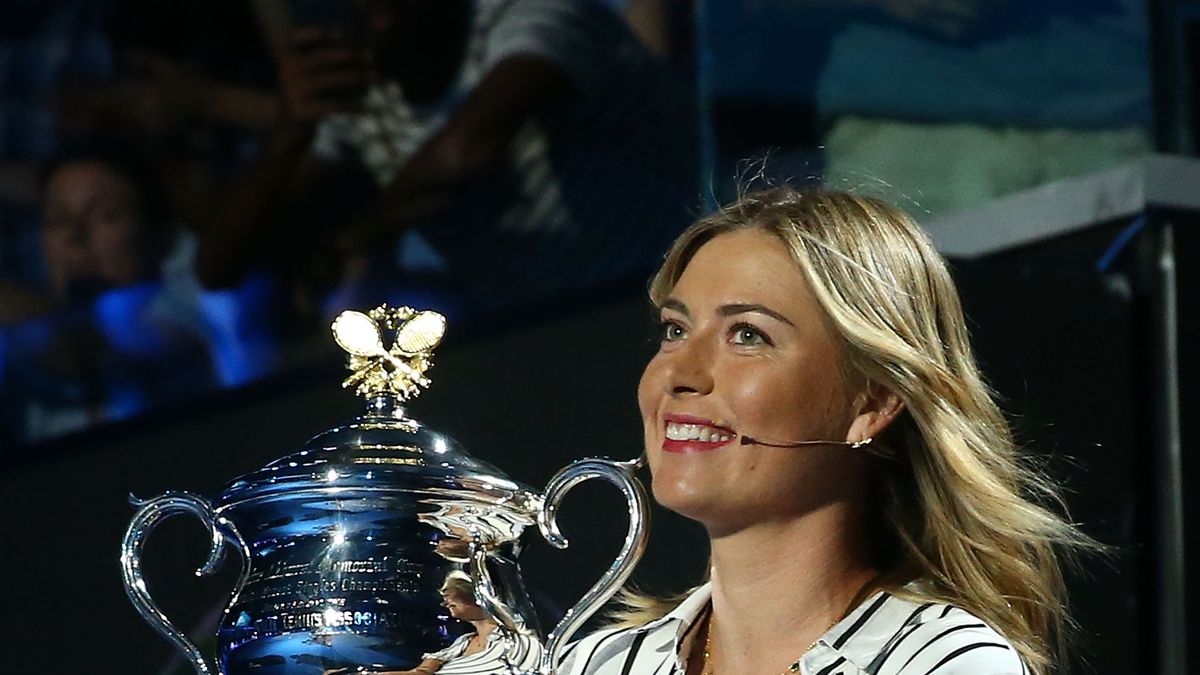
[121,305,649,675]
[323,572,542,675]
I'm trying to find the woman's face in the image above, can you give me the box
[441,589,485,622]
[41,161,150,296]
[638,229,867,533]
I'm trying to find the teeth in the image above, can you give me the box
[665,422,732,443]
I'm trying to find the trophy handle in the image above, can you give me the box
[121,491,251,675]
[471,546,533,635]
[535,455,650,675]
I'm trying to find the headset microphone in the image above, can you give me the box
[739,435,897,460]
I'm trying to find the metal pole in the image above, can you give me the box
[1154,222,1186,674]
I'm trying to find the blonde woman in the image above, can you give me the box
[558,187,1091,675]
[333,574,540,675]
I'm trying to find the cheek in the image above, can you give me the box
[723,361,849,439]
[42,224,80,255]
[91,219,139,258]
[637,358,665,476]
[41,232,68,263]
[720,362,795,432]
[636,356,665,426]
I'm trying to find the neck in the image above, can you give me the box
[702,502,877,674]
[470,618,497,637]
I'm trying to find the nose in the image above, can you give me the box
[50,214,89,246]
[664,333,715,397]
[46,217,93,268]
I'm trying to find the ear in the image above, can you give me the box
[846,381,905,445]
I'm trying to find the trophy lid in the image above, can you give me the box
[217,305,538,512]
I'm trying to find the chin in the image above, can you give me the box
[650,471,721,522]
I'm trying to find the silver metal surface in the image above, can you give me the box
[121,395,649,675]
[1155,223,1186,675]
[536,455,650,675]
[121,491,251,675]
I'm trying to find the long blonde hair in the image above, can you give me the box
[621,186,1094,674]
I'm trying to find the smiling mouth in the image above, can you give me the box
[665,422,733,443]
[661,419,736,453]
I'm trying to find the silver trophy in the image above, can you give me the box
[121,305,649,675]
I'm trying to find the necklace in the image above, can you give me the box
[700,610,838,675]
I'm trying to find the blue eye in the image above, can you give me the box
[660,320,687,342]
[731,323,770,346]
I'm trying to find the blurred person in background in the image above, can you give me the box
[0,2,289,445]
[606,0,697,75]
[0,0,114,297]
[196,0,699,321]
[46,0,287,393]
[57,0,281,225]
[1,1,280,292]
[0,147,214,444]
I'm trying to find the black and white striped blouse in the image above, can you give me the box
[421,628,542,674]
[558,583,1029,675]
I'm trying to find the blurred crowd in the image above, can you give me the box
[0,0,699,445]
[0,0,1152,447]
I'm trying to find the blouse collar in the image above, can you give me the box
[630,581,904,673]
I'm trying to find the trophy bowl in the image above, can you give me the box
[121,306,649,675]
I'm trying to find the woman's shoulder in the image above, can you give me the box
[558,583,714,674]
[556,622,661,675]
[853,595,1029,675]
[420,631,474,662]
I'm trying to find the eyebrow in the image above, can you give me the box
[661,298,690,317]
[660,299,796,327]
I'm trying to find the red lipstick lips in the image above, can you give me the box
[661,413,736,454]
